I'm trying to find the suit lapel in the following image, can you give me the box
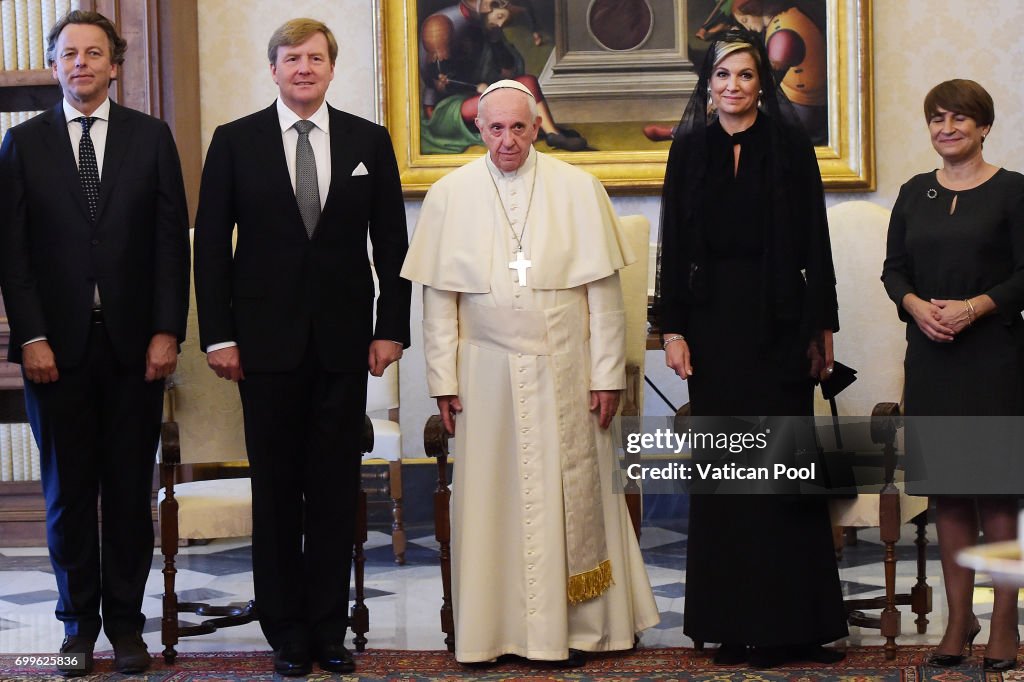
[42,102,92,222]
[322,106,357,220]
[95,101,133,224]
[256,104,308,238]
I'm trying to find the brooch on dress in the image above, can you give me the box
[926,188,938,199]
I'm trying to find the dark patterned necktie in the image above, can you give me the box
[293,120,320,239]
[75,116,99,222]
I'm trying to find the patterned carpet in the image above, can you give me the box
[0,646,1016,681]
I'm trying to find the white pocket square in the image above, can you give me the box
[352,162,369,176]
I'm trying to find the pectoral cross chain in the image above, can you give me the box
[508,250,532,287]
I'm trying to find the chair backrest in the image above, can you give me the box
[168,229,247,465]
[815,200,906,419]
[367,361,399,416]
[618,214,651,416]
[367,263,400,419]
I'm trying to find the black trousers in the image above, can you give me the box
[237,344,365,650]
[24,319,163,640]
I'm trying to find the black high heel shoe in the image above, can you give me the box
[983,632,1020,672]
[928,617,981,667]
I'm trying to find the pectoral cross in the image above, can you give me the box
[508,250,532,287]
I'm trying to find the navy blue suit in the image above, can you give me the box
[0,100,189,640]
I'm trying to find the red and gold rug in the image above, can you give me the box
[0,646,1015,681]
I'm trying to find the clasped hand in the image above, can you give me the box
[903,294,965,342]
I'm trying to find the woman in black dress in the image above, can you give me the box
[656,29,847,667]
[882,79,1024,672]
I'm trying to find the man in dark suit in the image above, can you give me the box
[0,10,189,677]
[193,18,410,677]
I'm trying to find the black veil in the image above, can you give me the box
[654,26,837,352]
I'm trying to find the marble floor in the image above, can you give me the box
[0,517,1012,658]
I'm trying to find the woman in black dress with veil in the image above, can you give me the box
[656,29,847,667]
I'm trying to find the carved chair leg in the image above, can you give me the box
[911,510,932,634]
[435,459,454,652]
[425,415,455,652]
[159,464,180,664]
[832,524,844,562]
[389,460,407,565]
[350,487,369,652]
[879,487,901,660]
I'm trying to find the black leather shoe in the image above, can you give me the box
[983,632,1020,672]
[713,643,748,665]
[57,636,94,677]
[273,642,312,677]
[748,646,788,669]
[929,618,981,667]
[548,649,586,668]
[317,641,355,673]
[983,656,1018,672]
[111,632,151,674]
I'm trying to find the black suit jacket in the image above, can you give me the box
[193,103,410,373]
[0,101,190,369]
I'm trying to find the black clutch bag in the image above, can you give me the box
[820,361,857,401]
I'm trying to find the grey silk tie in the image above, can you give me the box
[75,116,99,222]
[293,119,320,238]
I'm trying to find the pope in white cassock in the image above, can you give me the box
[401,80,659,667]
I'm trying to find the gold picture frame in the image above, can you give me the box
[375,0,874,196]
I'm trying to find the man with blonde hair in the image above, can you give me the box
[194,17,409,676]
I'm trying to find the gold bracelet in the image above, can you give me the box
[964,298,976,325]
[662,334,685,349]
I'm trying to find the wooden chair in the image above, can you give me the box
[157,231,386,661]
[361,286,407,567]
[816,200,932,659]
[423,214,651,650]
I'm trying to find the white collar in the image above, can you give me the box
[63,97,111,123]
[276,98,330,135]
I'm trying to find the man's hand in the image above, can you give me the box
[590,390,620,430]
[145,332,179,382]
[208,346,244,382]
[437,395,463,435]
[368,340,403,377]
[22,340,58,384]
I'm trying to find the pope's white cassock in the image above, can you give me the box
[402,146,659,663]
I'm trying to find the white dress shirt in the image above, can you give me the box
[64,97,110,180]
[277,97,331,210]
